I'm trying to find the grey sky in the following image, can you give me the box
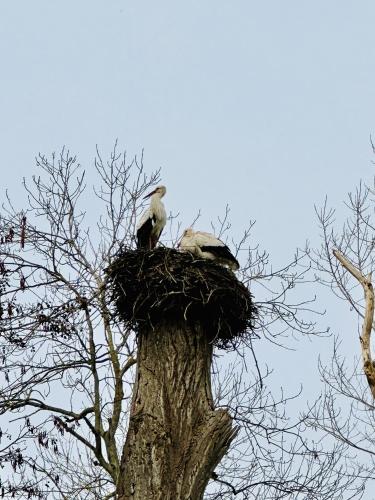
[1,1,375,496]
[2,2,374,235]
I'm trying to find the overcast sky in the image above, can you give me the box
[1,1,375,496]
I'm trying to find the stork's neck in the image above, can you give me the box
[150,194,165,216]
[150,193,164,206]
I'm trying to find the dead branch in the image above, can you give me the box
[333,249,375,398]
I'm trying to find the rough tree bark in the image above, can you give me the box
[117,321,238,500]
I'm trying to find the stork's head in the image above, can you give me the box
[143,185,166,199]
[182,228,194,237]
[177,227,194,248]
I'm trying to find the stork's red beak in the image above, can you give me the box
[143,188,157,199]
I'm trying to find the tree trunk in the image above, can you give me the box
[117,321,237,500]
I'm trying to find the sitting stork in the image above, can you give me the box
[136,185,167,249]
[178,228,239,270]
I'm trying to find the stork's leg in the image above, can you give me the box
[150,235,158,249]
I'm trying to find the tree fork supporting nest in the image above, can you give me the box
[117,322,238,500]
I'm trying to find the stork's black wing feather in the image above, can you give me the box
[137,217,154,249]
[201,245,239,269]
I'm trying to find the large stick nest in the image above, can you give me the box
[105,248,257,349]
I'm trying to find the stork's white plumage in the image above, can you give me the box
[179,228,239,270]
[136,186,167,249]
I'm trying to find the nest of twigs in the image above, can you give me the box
[105,247,257,349]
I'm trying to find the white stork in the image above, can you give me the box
[178,228,240,270]
[136,185,167,249]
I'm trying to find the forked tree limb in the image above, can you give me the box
[333,249,375,398]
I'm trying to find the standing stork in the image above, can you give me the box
[136,185,167,249]
[178,228,240,270]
